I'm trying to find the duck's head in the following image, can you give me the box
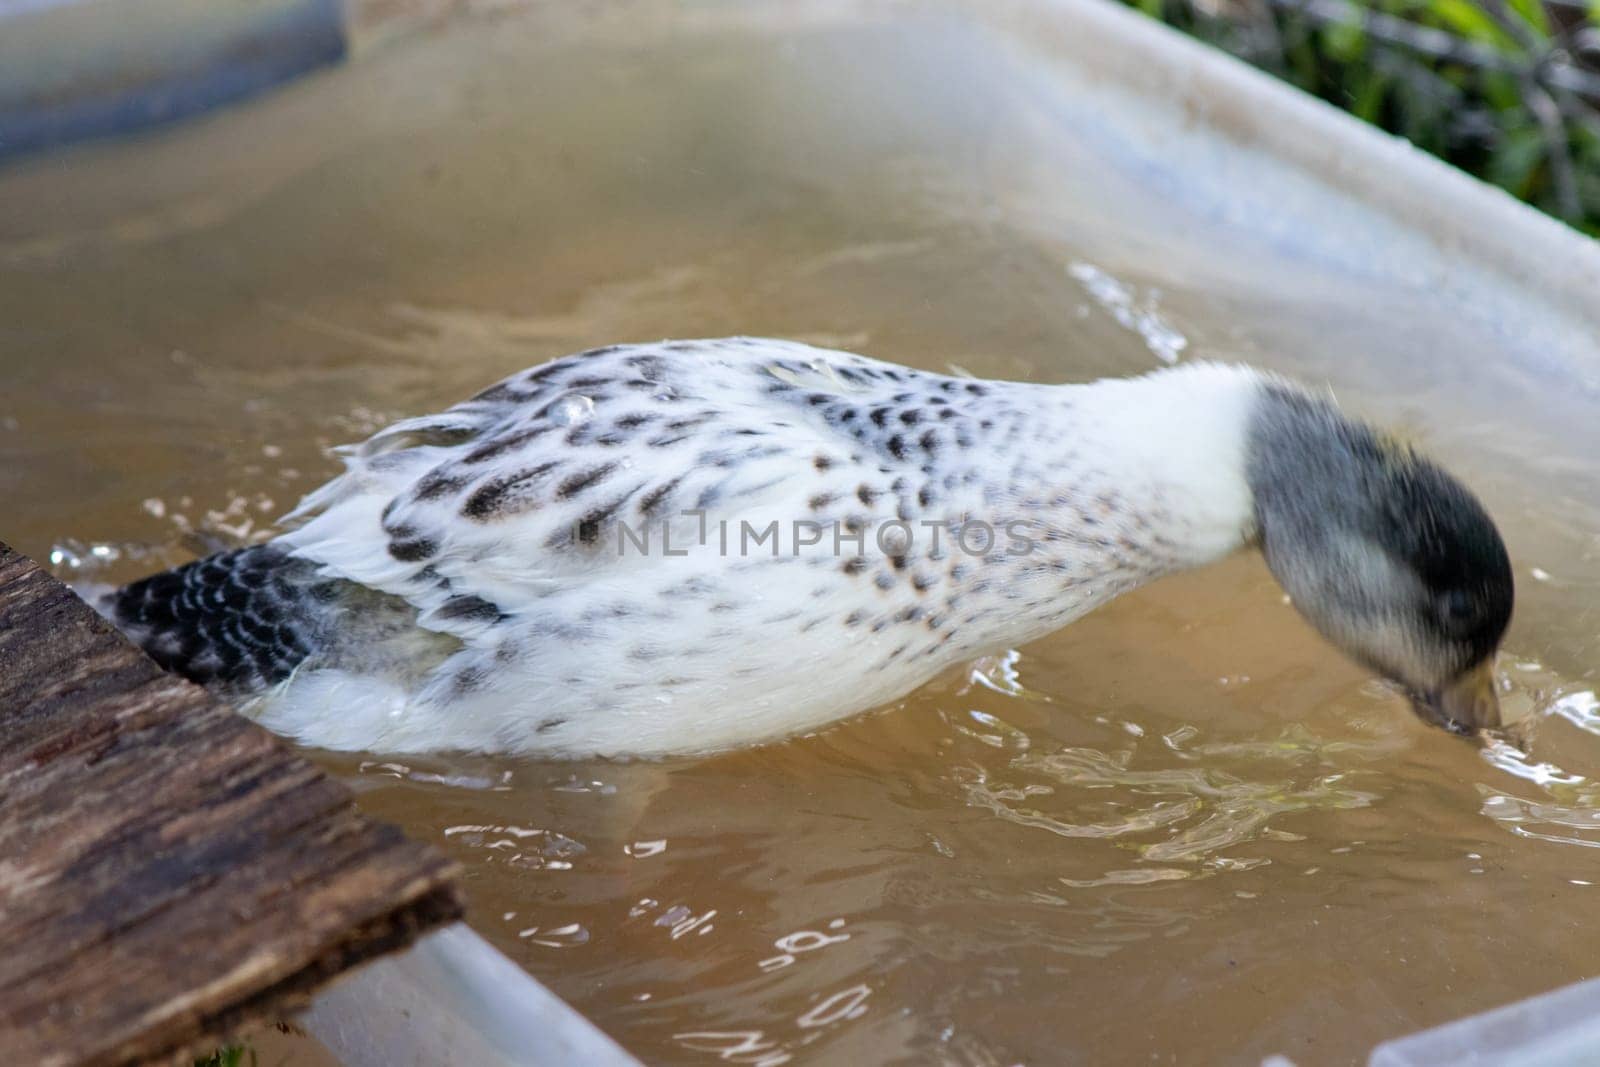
[1247,384,1513,733]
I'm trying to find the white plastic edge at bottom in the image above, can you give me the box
[301,923,641,1067]
[1365,975,1600,1066]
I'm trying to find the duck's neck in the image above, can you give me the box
[962,362,1268,648]
[1060,360,1265,568]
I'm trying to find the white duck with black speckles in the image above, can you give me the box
[106,337,1514,754]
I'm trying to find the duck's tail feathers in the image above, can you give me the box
[107,544,331,690]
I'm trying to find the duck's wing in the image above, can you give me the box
[274,338,927,644]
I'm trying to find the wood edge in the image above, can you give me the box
[0,541,467,1065]
[139,883,466,1066]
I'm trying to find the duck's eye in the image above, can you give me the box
[1440,589,1477,627]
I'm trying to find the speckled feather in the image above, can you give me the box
[112,338,1264,756]
[111,544,325,688]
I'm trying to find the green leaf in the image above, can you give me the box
[1505,0,1549,35]
[1427,0,1517,49]
[1481,69,1521,111]
[1350,69,1392,122]
[1487,126,1548,196]
[1322,17,1367,62]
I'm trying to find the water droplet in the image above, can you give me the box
[797,983,871,1028]
[549,394,595,425]
[48,538,129,575]
[775,929,850,954]
[967,649,1029,697]
[551,776,616,794]
[517,922,589,948]
[1549,690,1600,734]
[655,905,716,939]
[953,708,1030,751]
[1163,724,1199,751]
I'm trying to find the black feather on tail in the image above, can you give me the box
[110,544,330,689]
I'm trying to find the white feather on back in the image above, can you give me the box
[277,339,878,639]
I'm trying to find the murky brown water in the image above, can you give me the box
[5,4,1600,1064]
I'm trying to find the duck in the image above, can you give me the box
[104,337,1513,757]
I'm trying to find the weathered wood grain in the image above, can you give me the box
[0,542,463,1066]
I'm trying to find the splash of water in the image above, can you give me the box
[1478,661,1600,851]
[1068,261,1189,365]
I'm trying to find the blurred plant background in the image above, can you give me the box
[1126,0,1600,233]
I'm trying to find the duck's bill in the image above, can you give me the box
[1410,660,1501,734]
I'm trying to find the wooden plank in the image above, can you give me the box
[0,542,463,1066]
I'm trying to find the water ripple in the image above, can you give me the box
[1477,662,1600,851]
[959,726,1382,875]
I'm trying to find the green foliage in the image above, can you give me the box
[1129,0,1600,234]
[194,1045,255,1067]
